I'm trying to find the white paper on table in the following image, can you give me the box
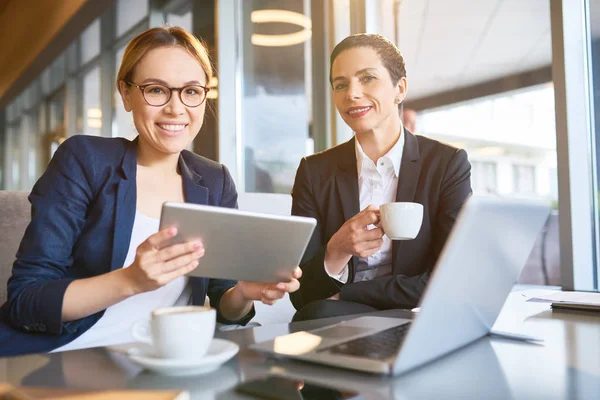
[526,291,600,305]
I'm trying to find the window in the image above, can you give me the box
[40,68,51,96]
[117,0,148,37]
[513,165,536,195]
[10,124,20,189]
[6,101,16,124]
[50,53,67,92]
[588,0,600,288]
[388,0,559,287]
[28,146,37,187]
[81,19,101,65]
[23,81,40,111]
[82,66,102,136]
[471,161,497,194]
[113,46,135,138]
[419,86,557,201]
[1,1,149,189]
[49,90,65,133]
[239,1,313,193]
[167,2,192,31]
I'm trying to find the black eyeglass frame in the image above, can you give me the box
[127,82,211,108]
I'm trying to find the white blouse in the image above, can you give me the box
[53,211,191,352]
[326,126,405,283]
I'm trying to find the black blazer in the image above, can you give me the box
[290,130,472,310]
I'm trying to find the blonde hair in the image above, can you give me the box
[116,26,213,94]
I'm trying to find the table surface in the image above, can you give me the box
[1,289,599,399]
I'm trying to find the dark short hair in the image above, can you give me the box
[329,33,406,87]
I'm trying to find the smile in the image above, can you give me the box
[157,124,187,132]
[346,106,372,118]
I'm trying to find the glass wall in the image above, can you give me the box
[589,0,600,287]
[0,0,150,190]
[2,0,317,194]
[82,66,102,136]
[239,0,313,193]
[81,19,101,65]
[166,2,192,31]
[417,85,557,201]
[114,45,136,139]
[0,0,596,289]
[390,0,559,286]
[0,0,217,190]
[117,0,148,37]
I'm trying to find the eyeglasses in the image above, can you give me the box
[127,82,210,107]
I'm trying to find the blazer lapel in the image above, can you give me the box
[335,137,360,222]
[110,139,138,270]
[179,154,209,204]
[178,154,210,305]
[334,138,360,278]
[392,130,422,269]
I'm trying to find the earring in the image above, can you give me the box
[395,97,401,104]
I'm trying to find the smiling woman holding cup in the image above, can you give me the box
[290,34,471,321]
[0,26,300,357]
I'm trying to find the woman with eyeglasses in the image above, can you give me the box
[0,26,301,356]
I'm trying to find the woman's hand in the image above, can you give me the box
[327,205,384,259]
[62,227,204,322]
[324,205,384,275]
[237,267,302,305]
[122,227,205,294]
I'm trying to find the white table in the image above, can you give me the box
[1,290,599,399]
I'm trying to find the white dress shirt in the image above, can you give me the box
[326,125,405,283]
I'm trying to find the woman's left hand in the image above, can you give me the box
[237,267,302,305]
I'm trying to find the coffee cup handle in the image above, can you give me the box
[131,320,152,345]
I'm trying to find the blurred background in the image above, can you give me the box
[0,0,599,290]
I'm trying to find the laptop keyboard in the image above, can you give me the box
[319,322,411,360]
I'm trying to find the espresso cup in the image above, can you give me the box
[131,306,216,359]
[379,202,423,240]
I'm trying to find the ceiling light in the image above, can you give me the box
[251,9,312,47]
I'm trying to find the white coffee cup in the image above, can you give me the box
[379,202,424,240]
[131,306,216,359]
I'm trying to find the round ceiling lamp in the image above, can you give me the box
[251,9,312,47]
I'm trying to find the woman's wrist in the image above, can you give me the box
[324,242,351,275]
[220,284,253,321]
[231,283,254,305]
[113,268,139,298]
[62,268,138,322]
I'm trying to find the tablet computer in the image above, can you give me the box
[159,202,317,283]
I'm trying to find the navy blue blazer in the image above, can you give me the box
[0,135,254,356]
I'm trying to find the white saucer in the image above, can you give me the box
[125,338,239,376]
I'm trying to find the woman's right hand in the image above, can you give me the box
[325,205,384,267]
[122,227,204,294]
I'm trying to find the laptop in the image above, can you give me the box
[160,202,316,282]
[250,196,550,375]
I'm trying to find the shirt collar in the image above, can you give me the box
[355,124,405,179]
